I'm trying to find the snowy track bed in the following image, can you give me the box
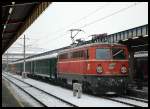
[2,74,76,107]
[103,96,148,107]
[120,95,148,103]
[2,72,148,107]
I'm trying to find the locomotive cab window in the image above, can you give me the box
[112,48,126,59]
[96,48,111,59]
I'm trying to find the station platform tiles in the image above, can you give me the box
[2,79,21,107]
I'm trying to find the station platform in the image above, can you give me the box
[2,79,21,107]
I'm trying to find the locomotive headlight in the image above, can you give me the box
[121,66,127,74]
[96,65,103,74]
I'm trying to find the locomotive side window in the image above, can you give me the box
[112,48,126,59]
[96,48,111,59]
[59,53,68,60]
[71,50,84,59]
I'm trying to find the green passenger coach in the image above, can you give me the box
[8,53,58,80]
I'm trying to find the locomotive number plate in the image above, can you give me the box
[109,63,116,69]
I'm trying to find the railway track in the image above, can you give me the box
[3,72,148,107]
[2,75,47,107]
[101,96,147,107]
[2,73,78,107]
[120,95,148,103]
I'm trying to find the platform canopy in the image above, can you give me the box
[119,35,148,52]
[2,2,51,55]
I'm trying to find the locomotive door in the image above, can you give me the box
[83,49,89,79]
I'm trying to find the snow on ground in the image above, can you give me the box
[3,77,43,107]
[3,74,72,107]
[3,72,131,107]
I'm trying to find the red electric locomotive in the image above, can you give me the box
[57,43,129,94]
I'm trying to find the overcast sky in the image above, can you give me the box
[6,2,148,54]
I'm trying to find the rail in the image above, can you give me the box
[2,73,78,107]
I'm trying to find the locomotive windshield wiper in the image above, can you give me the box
[112,49,123,57]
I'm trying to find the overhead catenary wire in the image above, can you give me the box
[68,2,110,27]
[9,2,143,53]
[36,3,110,44]
[8,35,47,54]
[39,2,140,45]
[38,32,69,45]
[78,2,141,29]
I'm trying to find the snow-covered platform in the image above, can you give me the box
[2,79,22,107]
